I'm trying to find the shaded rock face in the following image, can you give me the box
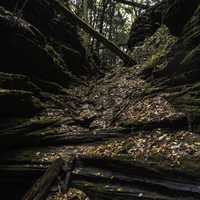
[127,0,167,48]
[0,0,90,79]
[129,0,200,132]
[163,0,199,36]
[0,11,70,86]
[128,0,199,48]
[0,0,95,117]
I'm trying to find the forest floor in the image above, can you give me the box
[19,64,200,199]
[3,25,198,198]
[39,65,199,165]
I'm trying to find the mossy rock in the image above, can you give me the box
[181,44,200,67]
[0,89,44,116]
[120,115,188,130]
[182,5,200,48]
[32,78,67,94]
[163,0,199,36]
[0,72,40,93]
[0,6,72,87]
[138,3,200,133]
[0,116,60,135]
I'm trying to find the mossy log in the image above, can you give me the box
[120,114,188,130]
[1,157,200,200]
[22,158,65,200]
[72,156,200,199]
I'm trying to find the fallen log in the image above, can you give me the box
[1,156,200,200]
[61,156,75,193]
[53,0,135,66]
[120,115,188,130]
[0,130,126,149]
[72,156,200,199]
[22,158,65,200]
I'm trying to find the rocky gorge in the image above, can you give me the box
[1,0,200,199]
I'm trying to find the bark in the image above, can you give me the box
[53,0,135,66]
[108,2,116,40]
[72,156,200,200]
[2,157,200,200]
[22,158,65,200]
[114,0,150,9]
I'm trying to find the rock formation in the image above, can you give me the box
[0,0,97,119]
[128,0,200,132]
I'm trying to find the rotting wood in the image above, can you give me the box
[71,156,200,199]
[53,0,136,66]
[2,156,200,200]
[22,158,65,200]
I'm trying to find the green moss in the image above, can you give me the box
[144,48,167,70]
[0,6,12,16]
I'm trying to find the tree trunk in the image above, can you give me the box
[82,0,88,21]
[96,0,107,55]
[54,0,135,66]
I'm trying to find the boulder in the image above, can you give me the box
[128,0,167,48]
[0,6,71,86]
[140,3,200,132]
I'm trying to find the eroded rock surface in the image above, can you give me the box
[129,0,200,132]
[1,0,200,200]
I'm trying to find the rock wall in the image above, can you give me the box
[0,0,95,117]
[127,0,167,48]
[128,0,200,132]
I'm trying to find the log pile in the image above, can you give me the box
[1,156,200,200]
